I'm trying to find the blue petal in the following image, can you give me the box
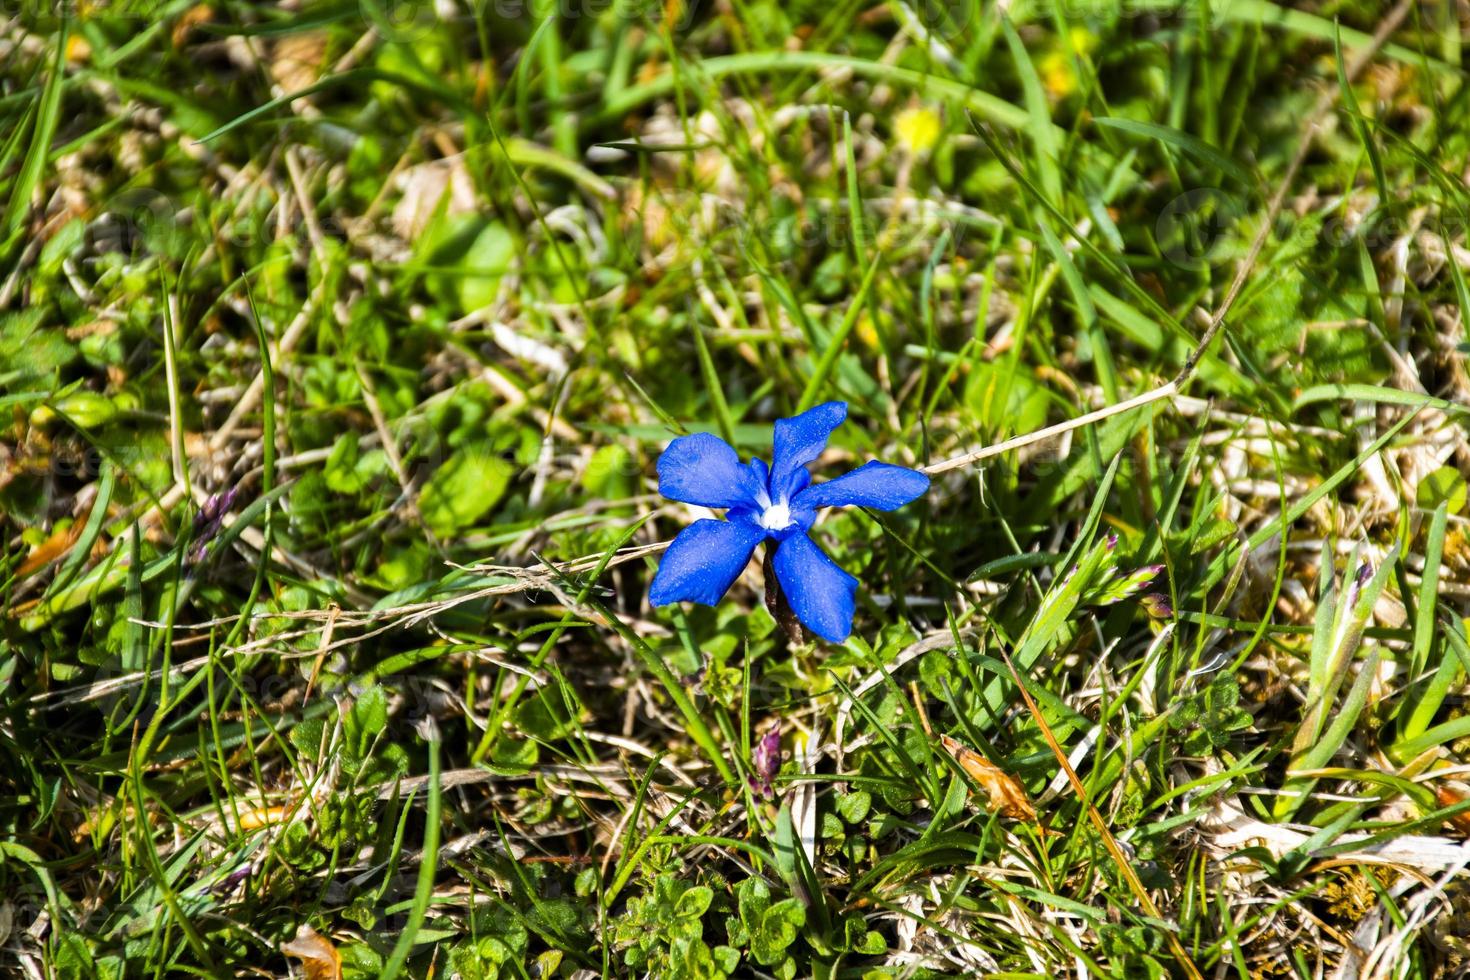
[772,533,858,643]
[650,519,764,606]
[769,401,847,501]
[657,432,761,509]
[794,461,930,511]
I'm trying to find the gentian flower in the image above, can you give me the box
[648,401,929,642]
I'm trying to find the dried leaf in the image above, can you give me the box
[170,4,214,48]
[281,924,341,980]
[270,32,328,96]
[237,805,289,831]
[392,158,477,242]
[1435,783,1470,836]
[17,520,84,577]
[940,734,1036,821]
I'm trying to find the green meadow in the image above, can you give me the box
[4,0,1470,976]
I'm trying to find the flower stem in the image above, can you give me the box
[763,547,805,645]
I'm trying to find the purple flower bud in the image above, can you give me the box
[748,729,781,800]
[1106,533,1118,550]
[190,486,240,563]
[210,860,257,895]
[1355,563,1372,588]
[1141,593,1173,619]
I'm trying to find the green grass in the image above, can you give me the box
[5,0,1470,977]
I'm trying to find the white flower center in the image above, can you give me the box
[757,501,793,531]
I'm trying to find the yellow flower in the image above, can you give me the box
[894,106,942,157]
[65,35,91,63]
[1041,27,1098,100]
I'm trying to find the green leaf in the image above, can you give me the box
[47,390,120,429]
[348,686,389,741]
[583,443,634,498]
[53,934,95,980]
[1093,117,1253,185]
[341,940,388,980]
[711,945,740,974]
[342,686,389,776]
[1417,466,1467,514]
[835,791,872,825]
[3,24,67,248]
[528,898,583,938]
[289,718,328,760]
[487,737,538,774]
[751,899,805,965]
[457,220,516,312]
[964,360,1049,434]
[325,434,389,494]
[514,687,582,741]
[419,443,515,536]
[0,308,77,381]
[736,877,771,931]
[675,885,713,919]
[1001,16,1061,204]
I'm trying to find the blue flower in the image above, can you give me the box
[649,401,929,642]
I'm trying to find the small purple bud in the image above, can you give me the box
[1355,563,1372,588]
[191,487,238,532]
[1106,533,1118,550]
[1141,593,1173,619]
[210,860,256,895]
[189,486,241,563]
[748,729,782,800]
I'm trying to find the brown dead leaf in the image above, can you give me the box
[171,4,215,47]
[281,924,341,980]
[392,159,477,241]
[270,32,329,96]
[1435,782,1470,835]
[16,520,85,578]
[65,320,118,341]
[237,805,290,831]
[940,733,1036,821]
